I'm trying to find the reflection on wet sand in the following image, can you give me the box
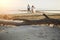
[0,25,60,40]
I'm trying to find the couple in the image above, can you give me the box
[27,4,36,13]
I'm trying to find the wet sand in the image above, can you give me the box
[0,25,60,40]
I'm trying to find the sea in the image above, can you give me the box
[0,10,60,14]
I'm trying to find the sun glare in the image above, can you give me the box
[0,0,10,7]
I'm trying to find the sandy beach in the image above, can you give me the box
[0,25,60,40]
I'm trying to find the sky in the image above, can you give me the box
[0,0,60,10]
[0,0,60,14]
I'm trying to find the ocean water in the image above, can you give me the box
[40,11,60,13]
[0,10,60,14]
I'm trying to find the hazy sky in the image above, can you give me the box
[0,0,60,10]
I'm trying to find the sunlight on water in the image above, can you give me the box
[43,11,60,13]
[0,10,60,14]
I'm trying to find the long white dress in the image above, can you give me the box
[31,6,36,13]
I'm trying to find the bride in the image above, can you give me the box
[31,5,36,13]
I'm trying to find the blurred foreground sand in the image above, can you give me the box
[0,25,60,40]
